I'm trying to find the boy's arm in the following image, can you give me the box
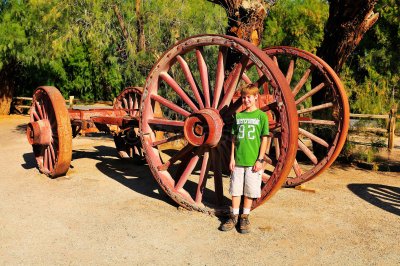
[253,135,268,172]
[230,135,236,171]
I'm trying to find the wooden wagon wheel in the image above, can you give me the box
[113,87,144,161]
[262,47,350,187]
[26,86,72,177]
[140,34,298,214]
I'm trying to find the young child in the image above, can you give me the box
[221,84,269,234]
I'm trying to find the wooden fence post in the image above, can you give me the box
[69,96,74,108]
[388,106,397,151]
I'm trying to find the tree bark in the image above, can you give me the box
[135,0,146,52]
[312,0,378,158]
[0,67,14,115]
[207,0,276,46]
[316,0,379,73]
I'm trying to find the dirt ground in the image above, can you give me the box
[1,114,399,265]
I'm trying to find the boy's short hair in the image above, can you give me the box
[240,84,259,96]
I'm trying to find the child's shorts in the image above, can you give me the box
[229,166,262,198]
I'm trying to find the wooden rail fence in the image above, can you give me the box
[350,107,399,151]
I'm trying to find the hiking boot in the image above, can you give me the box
[239,214,250,234]
[220,214,238,231]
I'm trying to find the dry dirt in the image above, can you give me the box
[1,114,399,265]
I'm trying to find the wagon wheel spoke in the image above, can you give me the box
[298,118,336,126]
[195,150,210,204]
[298,139,318,165]
[292,159,303,177]
[160,71,199,112]
[175,153,200,191]
[292,66,314,97]
[297,102,334,115]
[158,144,194,171]
[212,46,228,108]
[133,94,139,117]
[299,128,329,148]
[147,118,184,133]
[196,48,211,108]
[151,94,191,117]
[241,72,252,85]
[32,109,40,121]
[217,55,249,111]
[35,101,44,120]
[151,134,184,147]
[272,56,279,67]
[286,59,294,84]
[211,148,224,206]
[176,55,205,109]
[295,82,325,105]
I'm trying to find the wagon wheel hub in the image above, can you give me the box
[183,108,223,148]
[26,120,52,146]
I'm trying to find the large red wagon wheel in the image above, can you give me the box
[140,35,298,214]
[26,86,72,177]
[262,47,349,187]
[113,87,144,160]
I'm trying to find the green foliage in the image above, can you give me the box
[1,0,399,115]
[343,0,400,114]
[262,0,329,53]
[0,0,226,100]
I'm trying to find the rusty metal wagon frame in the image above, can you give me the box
[26,34,349,215]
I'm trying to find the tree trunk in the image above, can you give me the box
[316,0,379,73]
[208,0,275,46]
[312,0,378,158]
[135,0,146,52]
[208,0,275,72]
[0,68,14,115]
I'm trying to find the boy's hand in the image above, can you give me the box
[229,159,235,172]
[253,161,263,172]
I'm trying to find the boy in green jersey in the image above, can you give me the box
[220,84,269,234]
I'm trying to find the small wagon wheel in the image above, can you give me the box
[262,47,350,187]
[113,87,144,160]
[26,86,72,177]
[140,34,298,214]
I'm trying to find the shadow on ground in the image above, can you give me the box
[22,152,37,170]
[348,183,400,216]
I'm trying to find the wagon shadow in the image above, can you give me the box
[72,145,228,209]
[348,183,400,216]
[21,152,38,169]
[71,145,176,206]
[15,123,27,134]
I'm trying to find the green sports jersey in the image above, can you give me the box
[231,109,269,166]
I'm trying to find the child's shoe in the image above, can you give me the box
[239,214,250,234]
[220,214,238,231]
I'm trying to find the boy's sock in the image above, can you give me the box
[232,208,240,215]
[243,208,250,215]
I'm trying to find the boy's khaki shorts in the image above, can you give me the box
[229,166,262,198]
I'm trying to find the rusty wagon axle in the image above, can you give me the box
[26,34,349,214]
